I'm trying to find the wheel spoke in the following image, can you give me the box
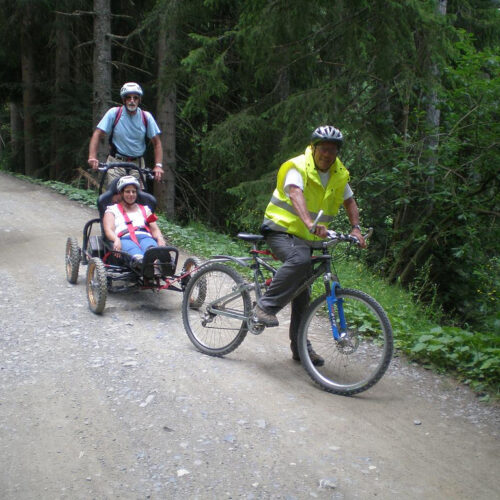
[299,289,393,395]
[182,263,251,356]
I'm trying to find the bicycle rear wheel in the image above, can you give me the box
[298,288,393,396]
[181,263,251,356]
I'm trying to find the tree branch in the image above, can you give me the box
[54,10,95,17]
[109,61,152,76]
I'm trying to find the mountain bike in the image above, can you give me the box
[181,219,393,396]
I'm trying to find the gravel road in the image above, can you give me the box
[0,172,499,500]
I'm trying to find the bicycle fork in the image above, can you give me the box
[325,283,347,341]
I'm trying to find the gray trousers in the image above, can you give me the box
[258,232,312,352]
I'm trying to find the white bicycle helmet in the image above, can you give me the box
[120,82,143,98]
[117,175,140,192]
[311,125,343,146]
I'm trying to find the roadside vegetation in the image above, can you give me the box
[8,172,498,399]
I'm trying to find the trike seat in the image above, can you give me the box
[95,177,159,264]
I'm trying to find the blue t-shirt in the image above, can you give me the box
[97,106,161,157]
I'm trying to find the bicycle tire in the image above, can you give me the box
[86,257,108,314]
[181,262,251,356]
[298,288,393,396]
[65,237,81,284]
[180,257,206,309]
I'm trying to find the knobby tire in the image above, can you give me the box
[181,262,251,356]
[87,257,108,314]
[66,237,81,284]
[298,288,393,396]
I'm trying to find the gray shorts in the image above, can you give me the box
[105,155,145,189]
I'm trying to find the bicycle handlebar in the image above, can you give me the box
[324,227,373,247]
[96,162,155,180]
[309,209,372,247]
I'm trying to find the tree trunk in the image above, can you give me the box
[51,9,71,180]
[92,0,112,159]
[155,2,178,218]
[20,3,39,177]
[9,102,23,166]
[424,0,447,207]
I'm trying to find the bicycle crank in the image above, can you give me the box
[247,315,265,335]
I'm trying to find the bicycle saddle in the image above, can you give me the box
[237,233,265,242]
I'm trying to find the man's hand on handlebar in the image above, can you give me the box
[350,227,367,248]
[311,224,328,239]
[309,210,327,238]
[88,158,99,170]
[152,165,164,182]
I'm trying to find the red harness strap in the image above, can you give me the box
[116,204,151,246]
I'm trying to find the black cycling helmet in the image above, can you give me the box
[311,125,343,147]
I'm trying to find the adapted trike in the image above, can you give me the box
[65,162,201,314]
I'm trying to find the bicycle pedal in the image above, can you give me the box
[249,316,265,335]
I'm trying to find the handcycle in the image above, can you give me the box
[65,162,201,314]
[181,215,393,396]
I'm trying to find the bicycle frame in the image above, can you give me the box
[182,226,392,396]
[204,282,253,321]
[206,239,346,336]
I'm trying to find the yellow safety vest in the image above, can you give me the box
[262,146,350,241]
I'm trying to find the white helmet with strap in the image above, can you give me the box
[311,125,343,147]
[120,82,143,98]
[117,175,140,192]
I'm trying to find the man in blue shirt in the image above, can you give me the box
[88,82,164,186]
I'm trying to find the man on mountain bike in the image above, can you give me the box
[254,125,366,366]
[87,82,164,186]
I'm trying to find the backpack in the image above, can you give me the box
[108,106,149,156]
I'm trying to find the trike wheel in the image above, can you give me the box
[181,257,206,308]
[298,289,393,396]
[65,237,81,284]
[182,263,251,356]
[86,257,108,314]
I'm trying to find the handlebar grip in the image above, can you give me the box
[309,210,324,234]
[325,229,372,246]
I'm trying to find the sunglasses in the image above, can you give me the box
[315,144,338,154]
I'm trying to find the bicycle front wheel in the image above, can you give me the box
[181,263,252,356]
[298,288,393,396]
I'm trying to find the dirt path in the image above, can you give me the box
[0,172,498,499]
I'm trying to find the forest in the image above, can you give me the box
[0,0,498,335]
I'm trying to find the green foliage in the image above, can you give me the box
[157,219,245,259]
[409,326,500,394]
[181,31,233,119]
[226,172,276,233]
[200,112,278,192]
